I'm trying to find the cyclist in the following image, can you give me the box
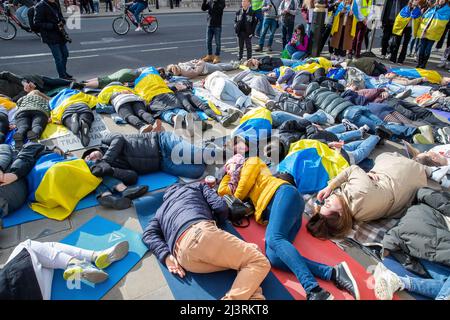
[127,0,149,31]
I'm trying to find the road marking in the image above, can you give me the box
[80,37,125,45]
[140,46,178,52]
[68,54,100,60]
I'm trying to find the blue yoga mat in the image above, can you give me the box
[134,192,293,300]
[51,215,148,300]
[3,171,179,228]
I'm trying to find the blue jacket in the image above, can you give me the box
[142,182,229,263]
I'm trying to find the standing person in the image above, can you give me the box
[255,0,281,52]
[34,0,73,80]
[301,0,314,35]
[417,0,450,68]
[330,0,355,60]
[252,0,265,37]
[380,0,409,59]
[351,0,375,58]
[129,0,149,32]
[201,0,226,64]
[235,0,258,62]
[279,0,298,48]
[105,0,113,12]
[391,0,422,64]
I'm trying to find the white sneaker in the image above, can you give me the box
[64,260,109,284]
[324,111,335,125]
[373,263,403,300]
[94,241,130,269]
[437,61,447,68]
[173,114,183,131]
[359,124,370,133]
[139,124,153,134]
[342,119,359,131]
[419,125,435,144]
[135,26,142,32]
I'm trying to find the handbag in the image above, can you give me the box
[236,80,252,96]
[223,194,255,228]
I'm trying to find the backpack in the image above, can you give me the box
[345,67,366,89]
[275,94,316,116]
[27,6,39,33]
[236,80,252,96]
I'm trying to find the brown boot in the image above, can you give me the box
[202,54,214,62]
[212,55,221,64]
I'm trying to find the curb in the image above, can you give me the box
[65,7,238,18]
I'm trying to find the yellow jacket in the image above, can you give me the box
[0,97,16,110]
[97,85,137,105]
[218,157,287,225]
[134,70,173,104]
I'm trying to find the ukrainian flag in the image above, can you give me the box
[49,88,97,123]
[418,5,450,41]
[133,66,173,104]
[0,97,16,110]
[393,5,422,36]
[27,153,101,220]
[391,67,442,84]
[277,139,349,194]
[233,107,272,142]
[97,85,137,105]
[331,3,352,36]
[291,57,333,74]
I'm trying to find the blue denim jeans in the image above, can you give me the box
[326,124,362,142]
[259,18,278,47]
[130,2,146,24]
[271,110,328,128]
[265,184,333,293]
[419,38,435,60]
[160,108,188,125]
[254,9,264,37]
[158,131,217,178]
[343,135,380,164]
[96,176,122,197]
[400,259,450,300]
[285,44,307,60]
[16,6,29,27]
[343,106,417,139]
[47,43,69,78]
[207,26,222,56]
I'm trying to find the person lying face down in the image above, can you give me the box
[307,152,428,240]
[0,239,129,300]
[82,131,221,179]
[142,182,271,300]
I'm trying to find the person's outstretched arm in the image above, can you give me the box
[9,143,48,179]
[202,183,229,225]
[101,133,126,164]
[142,217,171,263]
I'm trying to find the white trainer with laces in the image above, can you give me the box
[94,241,130,269]
[373,263,403,300]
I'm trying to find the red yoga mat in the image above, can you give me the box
[235,219,383,300]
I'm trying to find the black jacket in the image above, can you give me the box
[202,0,226,27]
[34,0,67,45]
[234,7,257,37]
[257,56,284,72]
[100,133,161,174]
[381,0,408,25]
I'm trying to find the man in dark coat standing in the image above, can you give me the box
[201,0,226,64]
[380,0,409,59]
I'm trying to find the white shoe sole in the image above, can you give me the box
[340,261,360,300]
[95,241,129,269]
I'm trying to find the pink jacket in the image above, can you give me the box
[290,34,309,52]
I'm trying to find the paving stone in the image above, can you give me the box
[121,253,168,300]
[0,226,20,250]
[103,279,128,300]
[136,285,174,300]
[20,218,71,242]
[69,207,98,230]
[0,247,15,266]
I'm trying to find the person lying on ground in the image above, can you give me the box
[0,95,17,144]
[307,152,428,240]
[305,82,420,142]
[218,154,360,300]
[342,57,389,77]
[243,56,291,71]
[49,88,98,147]
[0,71,77,102]
[82,131,223,179]
[143,182,271,300]
[269,67,326,96]
[82,68,145,89]
[97,82,155,134]
[166,59,240,79]
[0,239,129,300]
[232,69,279,99]
[13,90,51,150]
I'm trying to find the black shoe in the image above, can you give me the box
[26,130,39,141]
[333,262,360,300]
[13,132,24,150]
[122,185,149,200]
[201,121,213,131]
[70,113,80,135]
[70,81,85,90]
[375,125,393,141]
[220,109,241,127]
[97,195,132,210]
[79,119,90,147]
[306,287,334,300]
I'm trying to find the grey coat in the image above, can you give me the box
[383,188,450,267]
[305,82,354,120]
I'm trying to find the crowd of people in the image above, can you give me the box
[1,0,450,302]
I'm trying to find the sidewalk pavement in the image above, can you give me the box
[63,4,239,18]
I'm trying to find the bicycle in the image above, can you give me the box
[112,3,158,35]
[0,2,40,40]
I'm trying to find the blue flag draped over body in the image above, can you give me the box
[233,107,272,143]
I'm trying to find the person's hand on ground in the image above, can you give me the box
[165,254,185,278]
[23,82,36,93]
[0,173,18,186]
[367,172,379,182]
[328,141,344,149]
[317,186,332,202]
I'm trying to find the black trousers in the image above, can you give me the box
[0,114,8,143]
[390,26,412,64]
[387,98,448,128]
[105,0,113,12]
[63,111,94,134]
[238,33,252,60]
[118,101,155,129]
[41,76,72,92]
[15,111,48,137]
[381,21,395,56]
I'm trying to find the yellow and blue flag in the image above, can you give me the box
[393,5,422,36]
[233,107,272,142]
[277,139,349,194]
[49,88,97,123]
[133,66,173,104]
[97,84,137,105]
[418,4,450,41]
[390,67,442,84]
[27,153,101,221]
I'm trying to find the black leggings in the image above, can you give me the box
[41,76,72,92]
[238,34,252,60]
[63,111,94,134]
[15,110,48,137]
[118,101,155,130]
[0,114,8,143]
